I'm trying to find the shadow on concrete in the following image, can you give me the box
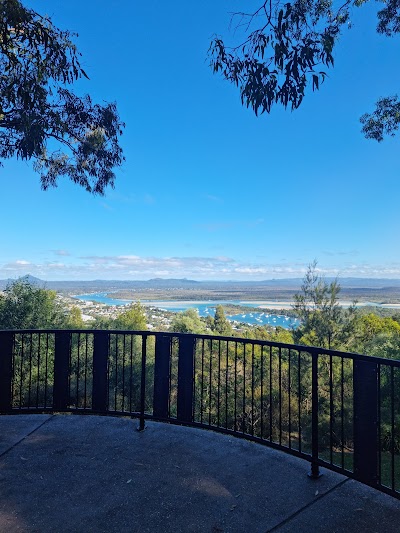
[0,414,399,532]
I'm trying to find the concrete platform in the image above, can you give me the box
[0,414,399,532]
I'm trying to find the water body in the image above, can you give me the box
[74,293,299,329]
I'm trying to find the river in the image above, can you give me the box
[74,293,299,329]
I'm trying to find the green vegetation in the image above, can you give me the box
[92,302,147,331]
[0,278,81,329]
[170,308,208,335]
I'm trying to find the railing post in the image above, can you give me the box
[138,335,147,431]
[0,332,14,413]
[309,350,321,478]
[92,332,109,413]
[153,335,171,419]
[353,359,378,486]
[53,331,70,412]
[177,335,195,423]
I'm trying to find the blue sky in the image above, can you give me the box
[1,0,400,281]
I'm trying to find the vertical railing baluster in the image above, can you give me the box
[0,331,14,413]
[225,341,229,430]
[11,334,16,409]
[53,331,71,412]
[129,335,134,414]
[269,345,273,443]
[200,338,204,424]
[36,334,41,409]
[391,367,395,491]
[309,349,321,479]
[92,332,109,413]
[153,334,171,420]
[28,333,32,407]
[122,335,126,412]
[260,345,264,439]
[288,348,291,449]
[279,347,282,446]
[298,350,301,453]
[114,334,119,411]
[242,343,246,434]
[234,342,238,432]
[44,334,49,408]
[251,343,255,437]
[19,334,24,408]
[209,339,212,426]
[353,358,378,486]
[217,340,221,427]
[138,334,147,431]
[84,334,88,409]
[377,364,381,485]
[329,354,333,464]
[341,356,344,470]
[76,333,80,409]
[177,335,195,423]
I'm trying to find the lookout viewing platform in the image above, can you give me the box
[1,329,400,531]
[1,415,400,532]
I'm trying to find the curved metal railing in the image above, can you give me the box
[0,329,399,499]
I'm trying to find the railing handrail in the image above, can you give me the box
[2,328,399,367]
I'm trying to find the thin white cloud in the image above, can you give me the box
[106,192,156,205]
[196,218,265,232]
[204,194,223,203]
[143,193,155,205]
[2,255,400,281]
[322,250,359,257]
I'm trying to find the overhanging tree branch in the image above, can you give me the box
[210,0,399,141]
[0,0,124,194]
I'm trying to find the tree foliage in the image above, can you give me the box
[361,95,400,141]
[293,261,355,349]
[0,277,69,329]
[209,0,399,140]
[212,304,233,336]
[170,308,208,334]
[0,0,124,194]
[92,302,148,331]
[113,302,147,331]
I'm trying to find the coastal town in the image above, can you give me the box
[56,293,175,330]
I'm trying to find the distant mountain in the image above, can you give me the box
[0,274,45,290]
[2,275,400,292]
[24,275,44,285]
[146,278,200,287]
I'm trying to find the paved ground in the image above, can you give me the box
[0,415,399,532]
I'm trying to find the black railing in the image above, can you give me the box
[0,329,399,499]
